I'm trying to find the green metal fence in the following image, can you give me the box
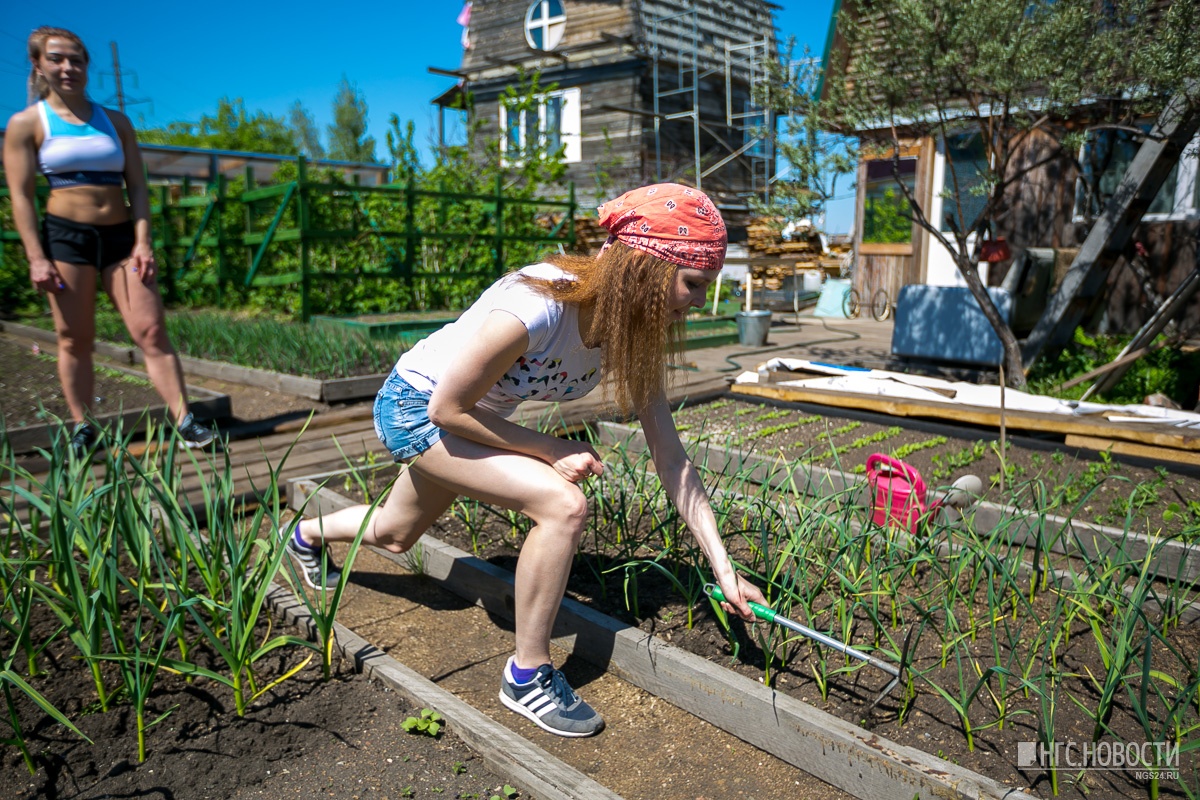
[2,155,577,321]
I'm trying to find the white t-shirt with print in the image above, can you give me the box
[394,263,603,418]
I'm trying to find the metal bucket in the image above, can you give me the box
[735,310,772,346]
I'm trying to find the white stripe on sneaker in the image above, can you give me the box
[528,698,556,717]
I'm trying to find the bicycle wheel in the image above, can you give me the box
[871,288,892,321]
[842,288,862,319]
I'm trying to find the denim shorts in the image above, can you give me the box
[374,372,445,462]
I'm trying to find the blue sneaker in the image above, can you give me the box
[279,521,342,590]
[499,657,604,737]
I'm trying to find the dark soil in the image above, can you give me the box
[1,594,525,800]
[0,335,169,430]
[332,394,1200,800]
[668,397,1200,539]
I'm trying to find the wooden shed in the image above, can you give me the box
[431,0,778,209]
[820,0,1200,336]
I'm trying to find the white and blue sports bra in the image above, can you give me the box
[37,100,125,189]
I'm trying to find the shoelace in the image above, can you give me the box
[542,668,578,706]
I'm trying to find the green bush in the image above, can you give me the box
[1028,327,1200,407]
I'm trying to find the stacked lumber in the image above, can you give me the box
[746,218,824,257]
[573,215,608,255]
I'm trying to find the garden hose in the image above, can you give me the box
[720,317,862,373]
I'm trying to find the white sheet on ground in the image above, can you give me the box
[736,358,1200,430]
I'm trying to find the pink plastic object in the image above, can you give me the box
[865,453,929,535]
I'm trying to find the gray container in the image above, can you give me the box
[735,310,772,346]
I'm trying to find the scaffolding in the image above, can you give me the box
[644,1,776,202]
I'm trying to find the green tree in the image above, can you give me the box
[386,114,421,184]
[327,77,377,163]
[288,100,325,159]
[756,47,856,228]
[824,0,1200,387]
[139,97,298,154]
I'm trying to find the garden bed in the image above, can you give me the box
[664,397,1200,542]
[0,429,573,800]
[1,598,524,800]
[1,319,388,404]
[0,334,230,453]
[292,395,1200,800]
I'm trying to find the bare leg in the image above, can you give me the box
[103,260,189,422]
[301,434,588,668]
[295,461,458,554]
[46,261,98,424]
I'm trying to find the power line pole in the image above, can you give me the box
[110,41,124,112]
[100,41,151,117]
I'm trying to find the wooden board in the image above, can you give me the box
[732,381,1200,452]
[1065,433,1200,467]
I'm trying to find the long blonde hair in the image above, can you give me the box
[524,242,683,413]
[27,26,89,104]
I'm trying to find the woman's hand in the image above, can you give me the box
[547,439,604,484]
[30,258,64,293]
[129,242,156,283]
[712,569,767,622]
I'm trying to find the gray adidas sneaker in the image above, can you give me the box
[499,657,604,737]
[280,521,342,590]
[176,413,219,450]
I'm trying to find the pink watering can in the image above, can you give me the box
[865,453,981,535]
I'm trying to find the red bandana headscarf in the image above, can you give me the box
[596,183,727,271]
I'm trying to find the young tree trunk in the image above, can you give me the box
[956,253,1027,389]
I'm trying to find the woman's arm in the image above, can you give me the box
[636,393,765,620]
[427,309,603,484]
[2,109,62,293]
[111,110,156,283]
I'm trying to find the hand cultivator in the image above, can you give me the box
[704,583,913,713]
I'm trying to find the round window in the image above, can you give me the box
[525,0,566,51]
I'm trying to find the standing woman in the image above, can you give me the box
[3,26,214,455]
[281,183,767,737]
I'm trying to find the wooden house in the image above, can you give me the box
[431,0,778,210]
[820,0,1200,336]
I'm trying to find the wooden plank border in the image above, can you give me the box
[4,371,230,454]
[598,421,1200,586]
[731,380,1200,452]
[286,475,1035,800]
[264,584,621,800]
[1,320,387,403]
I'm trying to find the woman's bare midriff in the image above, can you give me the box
[46,184,129,225]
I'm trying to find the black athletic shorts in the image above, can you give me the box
[40,213,136,270]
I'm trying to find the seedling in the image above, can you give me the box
[402,707,444,737]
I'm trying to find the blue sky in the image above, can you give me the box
[0,1,851,231]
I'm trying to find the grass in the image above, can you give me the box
[22,308,405,380]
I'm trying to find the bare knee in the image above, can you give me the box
[132,322,173,357]
[367,507,425,553]
[57,328,93,358]
[533,483,589,540]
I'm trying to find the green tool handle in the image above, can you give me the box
[705,583,777,623]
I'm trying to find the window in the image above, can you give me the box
[524,0,566,52]
[862,158,916,244]
[939,133,990,233]
[499,87,581,164]
[1074,127,1185,219]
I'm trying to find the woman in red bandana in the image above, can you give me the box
[283,183,767,737]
